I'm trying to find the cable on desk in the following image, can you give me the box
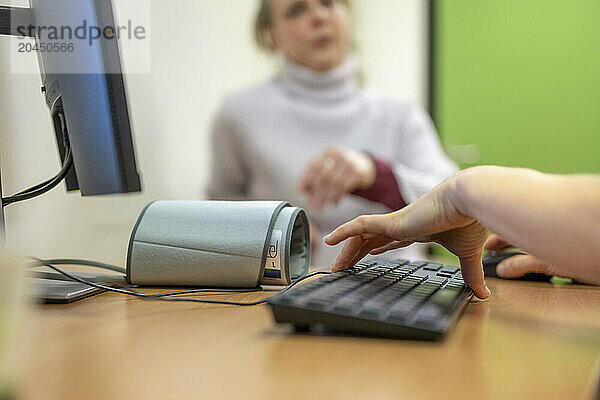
[29,258,127,274]
[31,258,330,306]
[28,258,263,297]
[28,258,266,297]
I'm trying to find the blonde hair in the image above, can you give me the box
[254,0,351,51]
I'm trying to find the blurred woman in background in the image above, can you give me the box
[206,0,457,266]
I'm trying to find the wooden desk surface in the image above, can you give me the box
[19,277,600,400]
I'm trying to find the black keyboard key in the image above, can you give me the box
[427,276,448,286]
[440,266,460,274]
[400,265,419,272]
[355,262,375,269]
[408,272,429,282]
[422,263,443,271]
[385,275,404,282]
[409,261,430,267]
[413,282,440,293]
[446,280,465,290]
[394,268,414,276]
[358,270,381,277]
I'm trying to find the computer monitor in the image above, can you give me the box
[0,0,142,300]
[29,0,141,196]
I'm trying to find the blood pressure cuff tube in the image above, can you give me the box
[126,201,310,288]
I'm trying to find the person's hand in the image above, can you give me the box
[485,234,560,278]
[297,148,376,211]
[323,174,492,299]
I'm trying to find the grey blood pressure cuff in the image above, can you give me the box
[126,201,310,288]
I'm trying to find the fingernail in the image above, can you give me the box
[323,234,331,242]
[484,285,491,298]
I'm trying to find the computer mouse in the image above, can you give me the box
[482,251,553,282]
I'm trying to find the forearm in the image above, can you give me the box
[393,163,457,204]
[454,166,600,282]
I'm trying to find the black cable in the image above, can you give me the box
[13,159,69,196]
[33,259,330,306]
[5,106,65,199]
[29,259,272,298]
[13,109,70,196]
[28,258,263,296]
[2,107,73,207]
[1,147,72,206]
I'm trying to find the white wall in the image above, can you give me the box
[0,0,428,264]
[354,0,429,104]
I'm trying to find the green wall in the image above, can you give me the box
[434,0,600,174]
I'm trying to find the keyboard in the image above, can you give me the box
[268,259,473,340]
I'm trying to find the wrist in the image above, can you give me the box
[452,165,505,219]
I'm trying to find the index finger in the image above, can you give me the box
[330,236,367,272]
[323,215,388,246]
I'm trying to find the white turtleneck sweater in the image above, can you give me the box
[206,58,458,266]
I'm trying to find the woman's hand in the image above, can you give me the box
[484,235,561,279]
[323,173,492,299]
[298,148,376,211]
